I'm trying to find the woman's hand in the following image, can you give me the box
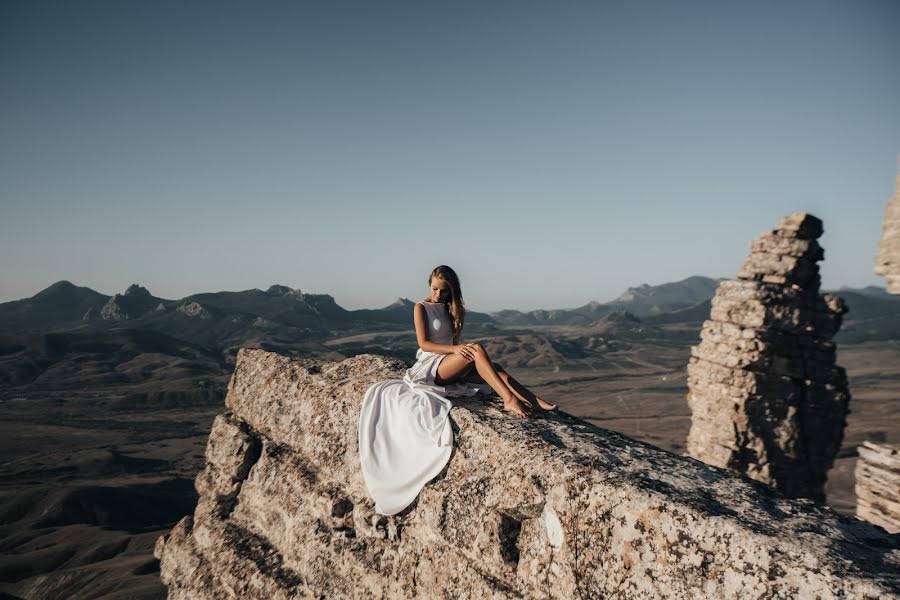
[453,344,477,361]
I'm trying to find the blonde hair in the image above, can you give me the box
[425,265,465,338]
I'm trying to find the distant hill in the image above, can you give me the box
[0,328,229,399]
[0,281,108,333]
[84,283,171,322]
[607,275,724,316]
[644,300,711,326]
[834,285,898,300]
[490,276,725,325]
[832,291,900,343]
[362,297,418,323]
[489,302,607,326]
[588,310,653,334]
[0,283,497,349]
[2,278,895,351]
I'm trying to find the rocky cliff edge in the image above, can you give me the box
[155,348,900,599]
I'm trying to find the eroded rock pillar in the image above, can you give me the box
[687,213,850,502]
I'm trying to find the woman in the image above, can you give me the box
[406,264,557,417]
[358,265,556,515]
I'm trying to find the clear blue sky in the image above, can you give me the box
[1,0,898,312]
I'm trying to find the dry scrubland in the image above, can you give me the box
[0,326,898,598]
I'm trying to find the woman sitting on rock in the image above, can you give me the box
[406,264,557,417]
[358,265,555,515]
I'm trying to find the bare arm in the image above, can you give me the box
[414,303,457,354]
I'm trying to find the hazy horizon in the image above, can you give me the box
[2,1,899,312]
[6,273,894,315]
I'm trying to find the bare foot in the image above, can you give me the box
[503,397,531,417]
[535,397,557,411]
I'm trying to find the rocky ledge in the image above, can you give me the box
[155,349,899,599]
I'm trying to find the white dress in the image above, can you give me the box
[357,301,492,515]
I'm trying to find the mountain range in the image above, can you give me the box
[3,277,733,337]
[1,276,897,354]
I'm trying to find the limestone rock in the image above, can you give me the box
[686,213,850,502]
[855,441,900,534]
[155,349,899,599]
[859,162,899,536]
[100,284,161,320]
[100,294,130,320]
[875,159,900,293]
[177,301,212,320]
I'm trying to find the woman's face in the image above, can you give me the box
[430,277,450,303]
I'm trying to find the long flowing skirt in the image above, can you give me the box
[357,350,492,515]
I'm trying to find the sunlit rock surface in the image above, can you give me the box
[861,162,900,535]
[856,441,900,534]
[875,159,900,293]
[155,349,899,599]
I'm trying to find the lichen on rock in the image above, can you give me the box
[155,348,899,599]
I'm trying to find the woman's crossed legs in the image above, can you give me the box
[434,343,556,417]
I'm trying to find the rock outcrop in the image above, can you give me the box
[155,349,899,599]
[99,284,163,320]
[860,162,900,534]
[686,213,850,502]
[176,301,212,320]
[875,159,900,293]
[855,441,900,534]
[99,296,130,320]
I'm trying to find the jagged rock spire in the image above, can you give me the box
[686,213,850,502]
